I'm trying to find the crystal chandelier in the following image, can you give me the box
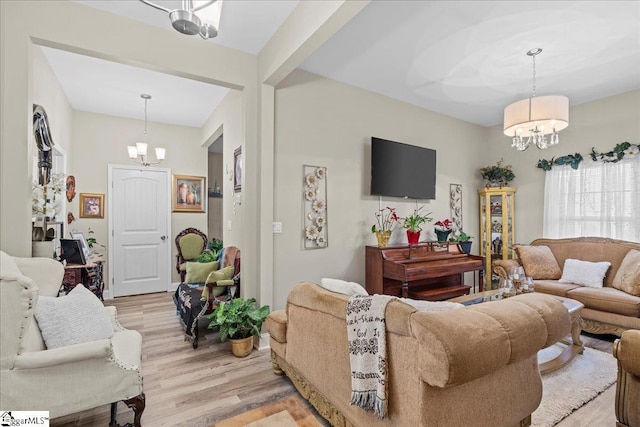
[128,94,166,167]
[139,0,223,39]
[504,49,569,151]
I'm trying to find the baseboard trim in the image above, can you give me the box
[257,332,271,350]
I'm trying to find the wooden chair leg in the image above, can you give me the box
[193,318,199,349]
[123,393,146,427]
[109,402,118,426]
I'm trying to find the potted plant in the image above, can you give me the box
[480,158,515,187]
[207,297,270,357]
[434,219,453,242]
[401,206,432,245]
[371,207,399,247]
[449,230,473,254]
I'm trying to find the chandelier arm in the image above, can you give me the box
[191,0,217,13]
[138,0,171,13]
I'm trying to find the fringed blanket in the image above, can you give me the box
[346,295,395,418]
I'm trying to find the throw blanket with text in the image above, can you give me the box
[346,294,395,418]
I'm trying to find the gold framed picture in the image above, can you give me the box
[173,174,206,213]
[79,193,104,218]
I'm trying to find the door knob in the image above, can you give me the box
[161,235,167,241]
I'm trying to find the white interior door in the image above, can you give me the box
[109,166,170,297]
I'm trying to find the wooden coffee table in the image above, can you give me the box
[450,291,585,374]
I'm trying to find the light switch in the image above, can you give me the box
[272,222,282,233]
[227,220,232,231]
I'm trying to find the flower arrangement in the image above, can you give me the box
[480,159,515,186]
[32,172,65,219]
[434,219,452,231]
[401,206,432,232]
[371,207,399,233]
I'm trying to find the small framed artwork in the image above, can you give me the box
[70,231,91,261]
[79,193,104,218]
[234,147,242,193]
[173,174,206,213]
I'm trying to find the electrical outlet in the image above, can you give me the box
[272,222,282,233]
[227,220,232,231]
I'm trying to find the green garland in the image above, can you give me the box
[537,141,638,171]
[536,153,583,171]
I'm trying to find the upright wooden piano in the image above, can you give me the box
[365,242,484,300]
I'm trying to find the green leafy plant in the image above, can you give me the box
[207,298,270,341]
[86,227,105,258]
[401,206,432,232]
[480,159,515,185]
[536,153,583,171]
[193,250,218,263]
[590,142,639,163]
[449,230,473,242]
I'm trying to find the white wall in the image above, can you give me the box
[484,89,640,245]
[271,70,486,309]
[71,110,207,287]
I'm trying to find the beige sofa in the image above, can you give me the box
[267,282,570,427]
[494,237,640,337]
[614,329,640,427]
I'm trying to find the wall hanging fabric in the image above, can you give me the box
[303,165,327,249]
[450,184,462,235]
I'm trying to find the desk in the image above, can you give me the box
[62,257,104,300]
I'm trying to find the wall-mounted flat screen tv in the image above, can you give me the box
[370,137,436,199]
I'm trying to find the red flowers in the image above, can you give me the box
[434,219,452,231]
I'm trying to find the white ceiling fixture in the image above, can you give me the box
[128,94,166,167]
[504,49,569,151]
[139,0,223,39]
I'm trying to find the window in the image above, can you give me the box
[543,156,640,241]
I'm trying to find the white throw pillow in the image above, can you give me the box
[35,284,114,349]
[320,278,368,296]
[559,259,611,288]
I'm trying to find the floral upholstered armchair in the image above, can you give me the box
[0,251,145,426]
[175,227,208,282]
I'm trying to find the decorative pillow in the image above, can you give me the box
[514,245,562,280]
[205,265,235,285]
[319,278,368,296]
[612,249,640,296]
[34,284,114,349]
[201,265,235,301]
[559,259,611,288]
[184,261,219,284]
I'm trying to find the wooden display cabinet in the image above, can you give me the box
[478,187,516,289]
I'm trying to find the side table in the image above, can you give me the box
[62,258,104,301]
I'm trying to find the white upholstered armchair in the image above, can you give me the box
[0,251,145,426]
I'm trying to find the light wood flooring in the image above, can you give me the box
[51,292,617,427]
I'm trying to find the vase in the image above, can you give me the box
[229,336,254,358]
[434,229,451,242]
[375,230,391,247]
[459,241,472,254]
[406,230,420,245]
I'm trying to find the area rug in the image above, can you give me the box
[532,346,617,427]
[210,394,326,427]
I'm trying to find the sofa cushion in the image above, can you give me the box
[184,261,219,284]
[612,249,640,296]
[559,259,611,288]
[532,280,581,297]
[515,245,561,280]
[567,287,640,318]
[34,284,114,349]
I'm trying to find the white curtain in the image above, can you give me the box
[543,156,640,242]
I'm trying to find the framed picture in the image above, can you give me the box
[173,174,206,213]
[70,231,91,261]
[79,193,104,218]
[234,147,242,193]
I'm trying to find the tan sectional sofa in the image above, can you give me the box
[494,237,640,337]
[267,282,570,427]
[614,329,640,427]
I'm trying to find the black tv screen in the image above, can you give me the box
[371,137,436,199]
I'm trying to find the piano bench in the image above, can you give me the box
[408,284,471,301]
